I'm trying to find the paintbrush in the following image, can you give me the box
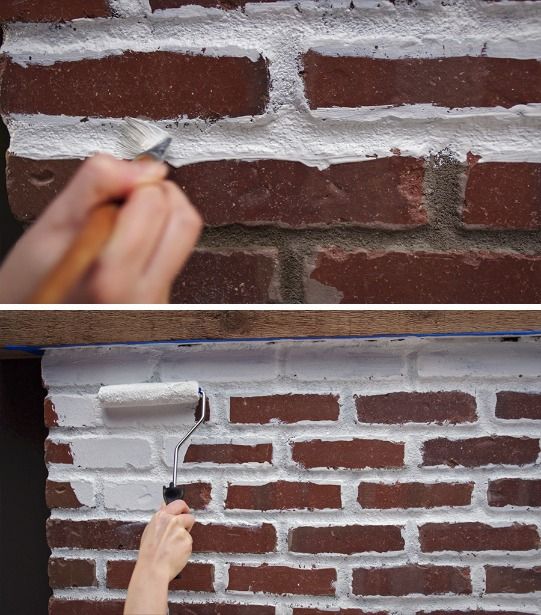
[29,119,172,304]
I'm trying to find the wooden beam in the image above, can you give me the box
[0,311,539,352]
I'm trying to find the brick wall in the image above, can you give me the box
[1,1,541,302]
[42,335,541,614]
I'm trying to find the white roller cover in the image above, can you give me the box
[98,381,199,408]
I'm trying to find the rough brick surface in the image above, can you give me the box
[171,249,280,304]
[291,439,404,469]
[47,519,144,550]
[463,162,541,230]
[49,600,124,615]
[419,522,540,552]
[230,394,339,423]
[358,482,474,509]
[306,250,541,303]
[227,564,337,596]
[174,157,426,228]
[0,53,269,119]
[49,558,96,589]
[185,442,272,464]
[488,479,541,507]
[45,480,85,509]
[352,565,471,596]
[191,522,276,553]
[355,391,476,424]
[106,560,214,591]
[303,52,541,108]
[485,566,541,593]
[226,481,342,510]
[289,525,404,554]
[42,338,541,611]
[0,0,111,22]
[422,436,540,467]
[45,440,73,464]
[495,391,541,420]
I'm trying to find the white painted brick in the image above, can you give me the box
[160,345,279,383]
[283,342,406,381]
[70,480,96,508]
[42,347,159,387]
[103,480,163,512]
[417,340,541,379]
[70,437,152,469]
[47,394,97,427]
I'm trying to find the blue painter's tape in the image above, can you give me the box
[3,329,541,355]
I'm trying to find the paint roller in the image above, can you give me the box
[98,381,206,505]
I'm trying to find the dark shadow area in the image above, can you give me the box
[0,359,51,614]
[0,28,24,262]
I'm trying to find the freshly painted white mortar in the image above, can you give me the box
[2,0,541,167]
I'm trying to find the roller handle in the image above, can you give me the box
[163,482,186,580]
[163,482,185,504]
[29,202,120,304]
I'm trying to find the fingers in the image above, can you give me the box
[42,154,168,230]
[164,500,190,515]
[99,184,170,275]
[141,181,203,296]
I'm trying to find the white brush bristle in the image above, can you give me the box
[119,118,171,159]
[98,381,199,408]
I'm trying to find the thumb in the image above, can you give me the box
[164,499,190,515]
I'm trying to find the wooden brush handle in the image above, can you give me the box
[29,203,120,304]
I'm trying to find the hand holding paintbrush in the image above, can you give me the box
[0,119,203,304]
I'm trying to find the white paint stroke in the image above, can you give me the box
[7,107,541,166]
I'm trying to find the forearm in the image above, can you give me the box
[124,562,169,615]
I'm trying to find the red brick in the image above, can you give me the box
[303,52,541,109]
[0,0,111,22]
[174,157,426,228]
[185,443,272,464]
[488,478,541,507]
[463,162,541,230]
[355,391,476,424]
[495,391,541,420]
[44,398,59,427]
[0,53,269,120]
[422,436,539,467]
[49,602,274,615]
[48,558,96,589]
[291,439,404,469]
[289,525,404,554]
[183,482,212,510]
[45,480,85,509]
[169,607,275,615]
[485,566,541,593]
[226,481,341,510]
[49,600,124,615]
[293,610,388,615]
[306,249,541,303]
[106,560,214,591]
[358,482,473,509]
[352,565,471,596]
[230,394,339,424]
[227,564,336,596]
[44,440,73,464]
[47,519,144,550]
[6,156,425,230]
[171,249,280,304]
[419,522,539,552]
[191,523,276,553]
